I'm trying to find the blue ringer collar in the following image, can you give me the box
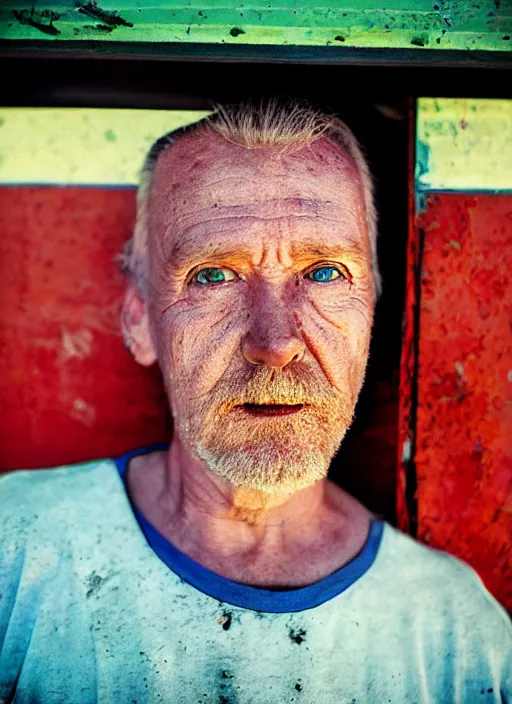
[114,443,384,613]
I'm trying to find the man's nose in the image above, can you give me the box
[242,335,305,368]
[241,300,305,368]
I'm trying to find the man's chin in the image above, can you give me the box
[181,398,353,493]
[193,431,345,494]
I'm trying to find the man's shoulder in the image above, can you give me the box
[377,522,511,635]
[0,456,118,499]
[0,457,121,539]
[379,521,492,596]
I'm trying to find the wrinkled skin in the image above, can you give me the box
[122,128,376,587]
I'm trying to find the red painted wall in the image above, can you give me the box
[0,187,170,470]
[399,193,512,610]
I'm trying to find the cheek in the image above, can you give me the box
[155,291,247,398]
[298,292,372,395]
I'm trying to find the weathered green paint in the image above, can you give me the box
[416,98,512,192]
[1,0,510,52]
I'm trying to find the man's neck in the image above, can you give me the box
[125,439,374,588]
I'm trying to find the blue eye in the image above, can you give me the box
[306,266,342,283]
[194,267,237,285]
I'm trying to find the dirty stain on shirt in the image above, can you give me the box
[0,452,510,704]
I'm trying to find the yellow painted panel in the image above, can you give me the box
[416,98,512,191]
[0,108,211,185]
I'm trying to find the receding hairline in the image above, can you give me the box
[128,101,381,298]
[138,107,364,200]
[149,127,364,202]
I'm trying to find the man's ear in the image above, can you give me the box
[121,280,158,367]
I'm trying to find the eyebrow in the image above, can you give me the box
[290,240,366,263]
[167,239,367,275]
[169,242,254,271]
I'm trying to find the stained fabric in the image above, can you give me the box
[1,453,510,704]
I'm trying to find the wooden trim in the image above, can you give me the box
[1,1,511,52]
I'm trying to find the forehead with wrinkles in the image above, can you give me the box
[147,128,368,262]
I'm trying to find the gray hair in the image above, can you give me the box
[122,100,381,298]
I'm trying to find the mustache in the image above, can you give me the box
[208,364,341,412]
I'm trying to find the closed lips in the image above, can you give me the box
[241,403,305,416]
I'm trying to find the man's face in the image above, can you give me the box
[145,129,375,493]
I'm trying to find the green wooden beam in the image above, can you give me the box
[1,1,510,53]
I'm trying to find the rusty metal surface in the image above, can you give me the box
[412,193,512,609]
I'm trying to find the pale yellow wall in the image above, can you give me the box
[0,108,211,186]
[417,99,512,192]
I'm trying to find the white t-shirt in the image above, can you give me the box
[1,447,510,704]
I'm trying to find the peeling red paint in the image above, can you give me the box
[401,193,512,610]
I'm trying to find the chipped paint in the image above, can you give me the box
[0,1,511,51]
[12,6,62,35]
[415,139,431,183]
[416,99,512,191]
[71,398,96,426]
[61,328,93,361]
[77,0,133,27]
[401,437,412,464]
[0,108,211,186]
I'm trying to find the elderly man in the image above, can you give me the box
[1,101,510,703]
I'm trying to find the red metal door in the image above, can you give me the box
[398,98,512,610]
